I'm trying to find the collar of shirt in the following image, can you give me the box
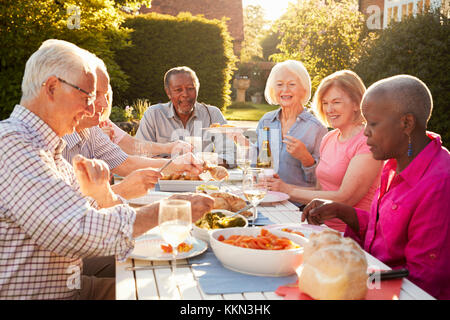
[396,131,442,187]
[267,107,310,123]
[10,104,66,155]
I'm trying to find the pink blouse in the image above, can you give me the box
[316,128,381,232]
[345,132,450,299]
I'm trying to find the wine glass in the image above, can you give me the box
[236,144,252,175]
[242,168,268,225]
[158,199,192,286]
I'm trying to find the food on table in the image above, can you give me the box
[218,228,300,250]
[160,242,193,253]
[195,211,246,230]
[298,229,368,300]
[281,228,305,237]
[210,192,252,217]
[196,184,220,193]
[159,165,228,181]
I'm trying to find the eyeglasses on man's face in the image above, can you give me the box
[57,77,96,105]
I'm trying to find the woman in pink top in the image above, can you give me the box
[302,75,450,299]
[267,70,382,232]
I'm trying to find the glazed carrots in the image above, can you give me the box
[161,242,193,253]
[218,229,300,250]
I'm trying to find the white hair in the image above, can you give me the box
[21,39,96,102]
[264,60,311,106]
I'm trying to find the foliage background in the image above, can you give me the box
[354,11,450,147]
[0,0,131,119]
[113,12,237,111]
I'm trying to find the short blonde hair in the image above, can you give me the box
[312,70,366,127]
[264,60,311,106]
[21,39,96,102]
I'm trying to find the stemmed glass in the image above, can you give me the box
[158,199,192,286]
[242,168,268,225]
[236,144,253,176]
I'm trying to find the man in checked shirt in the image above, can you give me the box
[0,39,214,300]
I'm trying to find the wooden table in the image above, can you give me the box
[116,186,435,300]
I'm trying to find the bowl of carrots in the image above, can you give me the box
[209,227,307,277]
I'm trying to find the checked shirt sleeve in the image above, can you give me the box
[0,132,136,261]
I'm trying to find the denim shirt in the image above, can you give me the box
[256,107,328,187]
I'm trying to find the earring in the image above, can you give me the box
[407,135,413,157]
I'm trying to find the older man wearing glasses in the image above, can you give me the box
[0,39,214,300]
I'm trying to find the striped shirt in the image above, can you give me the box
[0,105,136,300]
[135,102,236,164]
[62,125,128,169]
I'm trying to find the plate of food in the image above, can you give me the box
[204,191,255,220]
[130,234,208,261]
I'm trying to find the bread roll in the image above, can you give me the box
[298,229,368,300]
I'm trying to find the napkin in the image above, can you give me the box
[275,278,403,300]
[189,249,298,295]
[189,212,298,294]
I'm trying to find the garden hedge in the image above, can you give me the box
[113,12,237,111]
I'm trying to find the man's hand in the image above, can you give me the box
[163,152,204,176]
[112,168,162,200]
[168,140,193,156]
[168,193,214,222]
[72,154,119,208]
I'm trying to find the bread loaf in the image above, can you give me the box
[298,229,368,300]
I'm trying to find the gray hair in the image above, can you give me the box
[365,75,433,128]
[164,66,200,93]
[21,39,96,102]
[264,60,311,106]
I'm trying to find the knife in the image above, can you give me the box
[368,268,409,280]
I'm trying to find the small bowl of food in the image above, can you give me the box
[192,209,248,243]
[209,227,307,277]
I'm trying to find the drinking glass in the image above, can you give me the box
[158,199,192,285]
[185,136,202,153]
[242,168,268,225]
[134,140,151,158]
[236,145,252,175]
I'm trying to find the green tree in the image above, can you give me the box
[271,0,366,94]
[355,11,450,147]
[240,5,268,62]
[0,0,133,119]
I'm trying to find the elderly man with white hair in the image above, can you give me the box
[0,39,214,300]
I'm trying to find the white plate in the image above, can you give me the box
[158,179,221,192]
[232,190,290,204]
[260,191,290,204]
[128,191,174,206]
[264,223,326,239]
[130,234,208,261]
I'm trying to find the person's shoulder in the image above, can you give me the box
[0,117,30,141]
[201,103,223,115]
[259,108,280,122]
[145,102,170,114]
